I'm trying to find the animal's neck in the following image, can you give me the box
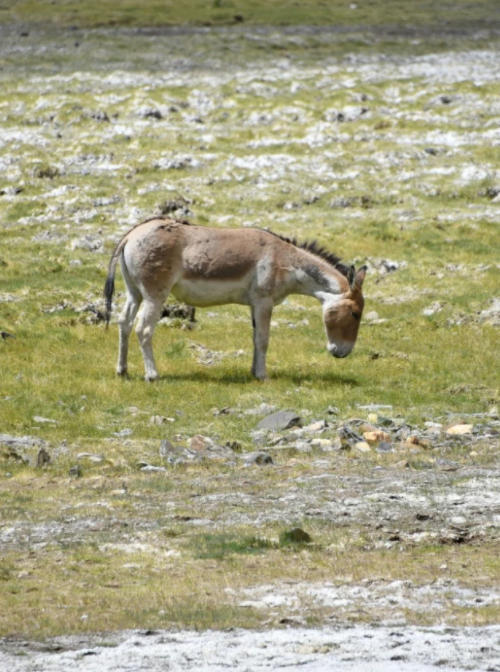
[290,249,345,303]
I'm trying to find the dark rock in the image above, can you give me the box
[337,425,364,444]
[161,302,196,322]
[1,331,15,340]
[69,465,82,477]
[36,448,51,467]
[91,110,110,122]
[244,451,273,465]
[142,108,163,120]
[256,411,301,431]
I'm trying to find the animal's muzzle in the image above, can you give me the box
[327,343,352,359]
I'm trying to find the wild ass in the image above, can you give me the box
[104,217,367,381]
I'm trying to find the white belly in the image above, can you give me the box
[171,277,251,307]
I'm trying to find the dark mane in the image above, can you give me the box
[265,229,349,277]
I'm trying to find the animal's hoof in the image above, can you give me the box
[254,373,269,382]
[116,369,128,377]
[145,373,159,382]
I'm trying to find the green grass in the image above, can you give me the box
[2,0,500,28]
[1,20,500,640]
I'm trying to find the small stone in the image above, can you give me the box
[365,311,379,321]
[363,430,391,445]
[310,438,333,449]
[150,415,166,425]
[189,435,213,451]
[256,411,301,431]
[244,451,274,465]
[326,406,340,415]
[446,424,473,435]
[469,451,478,457]
[405,436,432,449]
[113,428,133,437]
[304,420,326,433]
[354,441,371,453]
[140,465,167,473]
[33,416,58,424]
[77,452,104,463]
[69,465,82,477]
[36,447,51,467]
[367,413,378,424]
[376,442,394,453]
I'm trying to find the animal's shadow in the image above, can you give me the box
[122,369,360,386]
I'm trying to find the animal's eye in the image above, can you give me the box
[351,310,361,320]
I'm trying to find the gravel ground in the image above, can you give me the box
[2,624,500,671]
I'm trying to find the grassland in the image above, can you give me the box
[2,0,500,29]
[0,4,500,646]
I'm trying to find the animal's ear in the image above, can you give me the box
[355,265,367,288]
[347,265,356,289]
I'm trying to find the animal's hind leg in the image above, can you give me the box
[117,290,142,376]
[135,297,164,382]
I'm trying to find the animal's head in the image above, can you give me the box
[323,265,367,358]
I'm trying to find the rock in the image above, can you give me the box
[113,428,133,437]
[478,298,500,326]
[36,448,51,467]
[0,445,28,463]
[251,430,269,445]
[244,403,277,416]
[189,435,213,451]
[310,438,334,450]
[446,424,473,435]
[437,458,460,471]
[256,411,301,431]
[422,302,443,317]
[376,442,394,453]
[354,441,372,453]
[69,465,82,477]
[77,453,104,463]
[363,430,391,445]
[280,527,312,544]
[140,465,167,473]
[195,444,238,463]
[149,415,174,425]
[357,404,393,411]
[303,420,327,433]
[365,311,380,322]
[326,406,340,415]
[33,416,58,424]
[226,440,242,453]
[405,435,432,449]
[337,425,363,443]
[244,451,273,465]
[159,439,175,458]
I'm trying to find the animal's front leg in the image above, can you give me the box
[251,298,273,380]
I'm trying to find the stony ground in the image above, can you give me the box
[1,20,500,671]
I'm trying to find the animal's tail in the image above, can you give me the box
[104,236,129,328]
